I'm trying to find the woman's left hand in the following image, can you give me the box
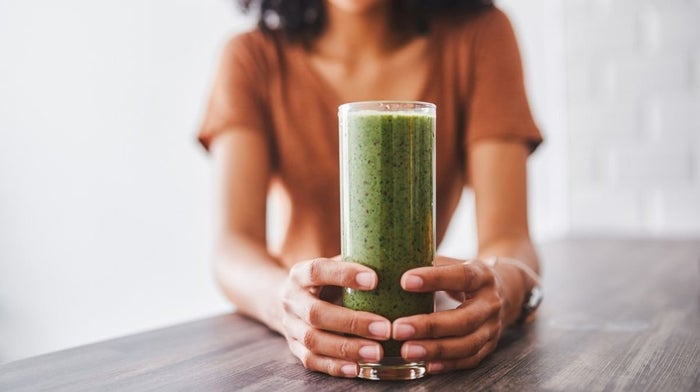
[392,256,505,374]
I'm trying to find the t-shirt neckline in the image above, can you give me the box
[290,29,439,109]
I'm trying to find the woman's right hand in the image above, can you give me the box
[280,257,392,378]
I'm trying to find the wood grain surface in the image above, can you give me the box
[1,239,699,391]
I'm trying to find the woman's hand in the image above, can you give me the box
[280,257,392,378]
[392,256,506,374]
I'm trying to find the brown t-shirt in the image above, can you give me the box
[198,7,542,264]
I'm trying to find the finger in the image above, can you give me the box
[400,320,500,361]
[284,315,383,362]
[288,339,359,378]
[427,337,499,374]
[284,290,391,340]
[401,260,493,293]
[290,258,378,290]
[393,299,500,340]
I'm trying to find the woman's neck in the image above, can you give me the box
[312,1,407,62]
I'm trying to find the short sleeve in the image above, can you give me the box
[197,33,271,151]
[465,8,542,153]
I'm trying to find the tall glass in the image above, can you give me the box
[339,101,436,380]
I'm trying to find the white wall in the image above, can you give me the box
[0,0,251,362]
[564,0,700,236]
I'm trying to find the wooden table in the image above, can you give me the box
[1,239,699,391]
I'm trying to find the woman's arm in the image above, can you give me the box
[470,140,540,326]
[210,130,288,333]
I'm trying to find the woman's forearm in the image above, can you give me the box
[476,236,540,326]
[213,233,288,334]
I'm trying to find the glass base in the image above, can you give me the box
[358,357,427,380]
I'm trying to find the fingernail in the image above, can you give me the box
[393,324,415,340]
[428,362,445,373]
[355,272,375,289]
[403,275,423,290]
[368,321,390,338]
[359,345,381,361]
[404,344,427,360]
[341,364,358,377]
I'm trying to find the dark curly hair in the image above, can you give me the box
[237,0,494,40]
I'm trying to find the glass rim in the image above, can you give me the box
[338,100,436,115]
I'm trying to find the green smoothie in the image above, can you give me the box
[340,108,435,357]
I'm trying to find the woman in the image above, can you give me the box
[198,0,542,378]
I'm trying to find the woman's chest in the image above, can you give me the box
[302,37,433,103]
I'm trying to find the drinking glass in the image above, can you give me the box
[339,101,436,380]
